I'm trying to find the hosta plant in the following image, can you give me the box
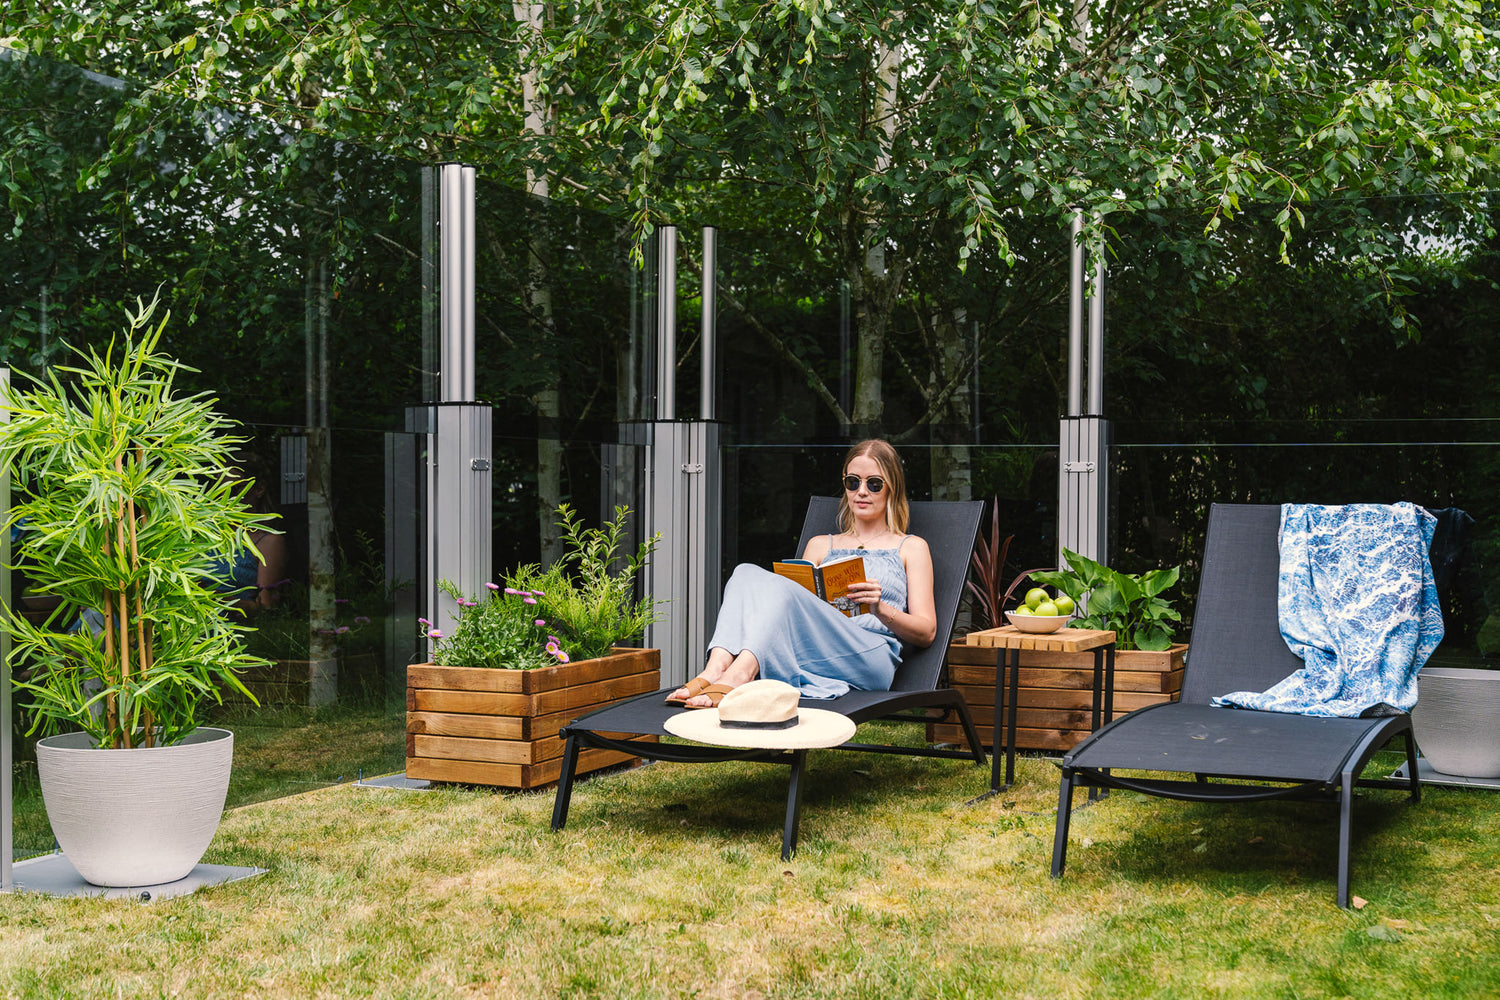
[1029,549,1182,651]
[0,296,272,749]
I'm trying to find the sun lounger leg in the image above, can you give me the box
[782,750,807,861]
[1051,768,1077,878]
[953,701,987,767]
[1403,733,1421,802]
[551,733,581,832]
[1336,769,1354,908]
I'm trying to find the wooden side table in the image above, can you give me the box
[965,625,1117,794]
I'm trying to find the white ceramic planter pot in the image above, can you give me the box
[35,727,233,887]
[1411,667,1500,778]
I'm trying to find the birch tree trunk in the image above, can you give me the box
[516,0,564,563]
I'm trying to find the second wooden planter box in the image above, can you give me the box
[932,635,1187,753]
[407,647,660,790]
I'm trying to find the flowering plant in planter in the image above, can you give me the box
[421,504,660,668]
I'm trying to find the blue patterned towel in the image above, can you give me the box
[1213,502,1445,717]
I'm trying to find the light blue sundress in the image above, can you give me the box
[704,537,911,699]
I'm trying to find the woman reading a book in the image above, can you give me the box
[666,438,936,707]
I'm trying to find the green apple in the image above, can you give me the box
[1035,600,1060,617]
[1011,605,1033,616]
[1025,587,1049,610]
[1052,593,1075,616]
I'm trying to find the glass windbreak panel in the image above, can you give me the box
[0,51,420,859]
[470,177,638,569]
[716,215,1073,589]
[1107,194,1500,659]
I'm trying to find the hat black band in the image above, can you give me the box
[719,714,799,731]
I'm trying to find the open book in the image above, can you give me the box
[771,553,871,616]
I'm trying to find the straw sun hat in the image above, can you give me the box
[663,679,856,749]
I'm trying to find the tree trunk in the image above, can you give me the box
[517,1,564,563]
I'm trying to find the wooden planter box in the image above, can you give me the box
[931,632,1187,753]
[406,647,660,790]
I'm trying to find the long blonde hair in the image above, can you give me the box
[836,439,909,535]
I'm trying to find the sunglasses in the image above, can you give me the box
[842,474,885,494]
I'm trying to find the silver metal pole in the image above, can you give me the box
[700,227,717,420]
[656,226,678,420]
[439,163,477,403]
[461,165,476,402]
[1067,213,1084,416]
[1087,253,1105,414]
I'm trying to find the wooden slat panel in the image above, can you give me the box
[407,741,654,790]
[407,648,660,694]
[407,706,598,741]
[411,669,658,716]
[956,687,1173,712]
[949,664,1182,695]
[964,626,1116,652]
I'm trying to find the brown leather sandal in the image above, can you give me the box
[685,683,735,709]
[664,675,713,706]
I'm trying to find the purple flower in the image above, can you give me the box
[504,587,520,595]
[531,589,546,597]
[553,650,570,664]
[336,626,350,635]
[548,635,561,646]
[523,596,537,605]
[427,629,444,640]
[534,619,546,627]
[485,582,500,591]
[418,617,431,626]
[545,641,559,655]
[354,616,371,625]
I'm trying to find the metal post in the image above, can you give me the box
[425,163,490,642]
[1067,213,1085,417]
[700,227,717,421]
[655,226,678,420]
[1088,247,1105,415]
[439,163,477,404]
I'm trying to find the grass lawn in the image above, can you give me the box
[1,723,1495,999]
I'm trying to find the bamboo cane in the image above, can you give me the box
[114,452,134,750]
[128,461,154,748]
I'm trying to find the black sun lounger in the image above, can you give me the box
[550,497,987,859]
[1051,503,1422,907]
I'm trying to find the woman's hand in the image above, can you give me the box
[845,579,883,611]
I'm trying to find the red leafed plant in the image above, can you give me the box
[965,499,1014,631]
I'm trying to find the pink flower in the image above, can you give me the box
[531,589,546,597]
[504,587,520,595]
[336,626,350,635]
[545,641,559,654]
[418,618,431,626]
[523,596,537,605]
[553,650,570,663]
[354,616,370,625]
[548,635,561,646]
[428,629,444,640]
[534,619,546,627]
[485,582,500,591]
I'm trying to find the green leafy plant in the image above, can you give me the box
[424,504,660,668]
[1029,549,1182,651]
[0,295,272,749]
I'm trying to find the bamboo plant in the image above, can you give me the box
[0,295,271,749]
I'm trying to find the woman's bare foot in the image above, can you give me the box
[681,649,760,707]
